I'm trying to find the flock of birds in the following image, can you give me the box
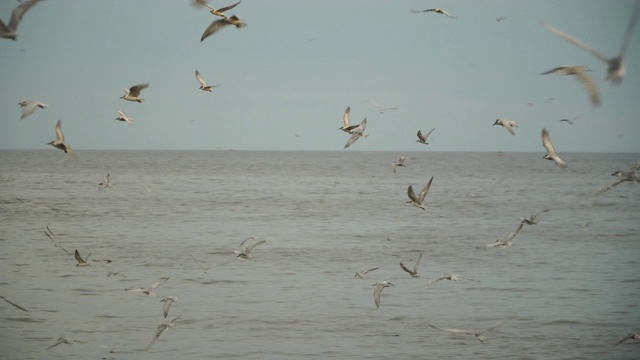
[2,0,640,354]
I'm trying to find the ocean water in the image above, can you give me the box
[0,150,639,359]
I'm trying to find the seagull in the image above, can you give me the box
[407,176,434,210]
[234,238,266,259]
[47,120,73,154]
[98,173,111,191]
[339,107,360,134]
[411,8,456,19]
[541,4,640,85]
[125,278,169,297]
[372,281,394,309]
[74,249,91,267]
[428,320,506,343]
[201,15,246,42]
[492,119,518,136]
[120,83,148,103]
[615,333,640,346]
[161,296,178,318]
[392,156,407,173]
[488,222,524,248]
[416,128,435,144]
[427,273,478,285]
[100,343,127,354]
[0,295,28,311]
[343,118,368,149]
[519,209,550,225]
[193,0,241,18]
[46,338,84,350]
[540,66,601,107]
[368,100,397,114]
[18,100,47,120]
[594,159,640,195]
[145,316,178,351]
[542,128,567,168]
[0,0,44,41]
[115,111,133,124]
[559,117,578,125]
[399,252,422,278]
[354,267,379,278]
[195,70,221,92]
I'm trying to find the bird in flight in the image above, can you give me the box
[120,83,149,103]
[201,15,246,42]
[541,128,567,168]
[540,66,601,107]
[47,120,73,154]
[416,128,435,144]
[411,8,456,19]
[399,252,422,278]
[407,177,433,210]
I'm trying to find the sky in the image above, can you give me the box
[1,0,639,153]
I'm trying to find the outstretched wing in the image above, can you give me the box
[541,22,609,64]
[418,176,434,203]
[195,70,208,87]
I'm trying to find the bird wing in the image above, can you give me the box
[413,253,422,274]
[594,178,627,195]
[614,334,634,347]
[541,22,609,64]
[418,176,434,203]
[128,84,148,97]
[192,0,214,10]
[399,261,414,275]
[117,111,126,118]
[416,130,425,142]
[54,120,64,142]
[424,128,435,140]
[426,276,445,285]
[573,70,601,107]
[344,131,362,149]
[503,123,515,136]
[8,0,43,31]
[373,283,385,308]
[150,278,169,291]
[542,128,558,158]
[74,249,84,264]
[246,239,266,254]
[201,18,233,41]
[343,107,351,128]
[218,1,241,13]
[629,158,640,174]
[504,222,524,242]
[362,267,378,275]
[240,237,256,247]
[0,296,28,312]
[20,101,38,120]
[407,185,420,203]
[539,66,566,75]
[195,70,208,87]
[530,209,550,221]
[620,2,640,57]
[162,299,173,318]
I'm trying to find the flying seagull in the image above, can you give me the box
[161,296,178,318]
[416,128,435,144]
[427,273,478,285]
[0,295,28,312]
[46,338,84,350]
[74,249,91,267]
[195,70,221,92]
[428,320,506,343]
[115,111,133,124]
[372,281,394,308]
[193,0,241,18]
[392,156,407,173]
[542,128,567,168]
[339,107,360,134]
[0,0,44,41]
[234,238,266,259]
[201,15,246,42]
[411,8,456,19]
[407,176,434,210]
[488,222,524,248]
[354,267,379,278]
[145,316,178,351]
[541,3,640,85]
[18,100,47,120]
[98,173,111,191]
[594,158,640,195]
[399,252,422,278]
[519,209,550,225]
[615,333,640,346]
[47,120,72,154]
[540,66,601,107]
[559,117,577,125]
[492,119,518,136]
[120,83,148,103]
[367,100,397,114]
[343,118,368,149]
[125,277,169,297]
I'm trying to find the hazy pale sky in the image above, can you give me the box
[1,0,639,152]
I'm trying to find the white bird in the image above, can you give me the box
[428,320,506,343]
[339,107,360,133]
[368,100,397,114]
[145,316,178,351]
[201,15,246,42]
[0,295,28,312]
[488,222,524,248]
[542,128,567,168]
[74,249,91,267]
[399,252,422,278]
[354,267,379,278]
[615,333,640,346]
[594,159,640,195]
[540,66,601,107]
[343,118,368,149]
[391,156,407,173]
[195,70,221,92]
[407,176,433,210]
[492,119,518,136]
[47,120,72,154]
[193,0,241,18]
[161,296,178,318]
[0,0,44,41]
[411,8,456,19]
[18,100,47,120]
[98,173,111,191]
[427,273,478,285]
[541,4,640,85]
[519,209,550,225]
[416,128,435,144]
[125,278,169,297]
[46,337,84,350]
[234,239,266,259]
[120,83,148,103]
[115,111,133,124]
[372,281,394,308]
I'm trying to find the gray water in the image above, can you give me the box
[1,150,639,359]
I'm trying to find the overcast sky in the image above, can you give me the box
[1,0,639,152]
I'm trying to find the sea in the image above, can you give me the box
[0,150,639,359]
